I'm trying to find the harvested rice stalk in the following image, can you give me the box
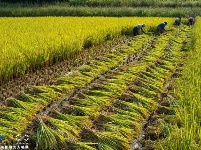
[36,119,66,150]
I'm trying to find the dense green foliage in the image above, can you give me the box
[0,6,199,17]
[1,0,201,7]
[0,0,199,17]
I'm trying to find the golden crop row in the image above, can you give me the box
[156,17,201,149]
[0,17,174,83]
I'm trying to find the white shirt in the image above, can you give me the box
[175,18,180,22]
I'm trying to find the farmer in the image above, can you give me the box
[156,22,167,34]
[0,135,5,143]
[174,17,181,26]
[133,24,146,36]
[187,17,195,25]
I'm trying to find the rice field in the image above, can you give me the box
[0,17,174,84]
[0,16,200,149]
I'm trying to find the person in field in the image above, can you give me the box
[174,17,181,26]
[187,17,195,25]
[133,24,146,36]
[156,22,167,34]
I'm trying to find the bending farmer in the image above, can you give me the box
[133,24,146,36]
[157,22,167,34]
[187,17,195,25]
[174,17,181,26]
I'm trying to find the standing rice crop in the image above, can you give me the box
[0,17,174,83]
[156,17,201,149]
